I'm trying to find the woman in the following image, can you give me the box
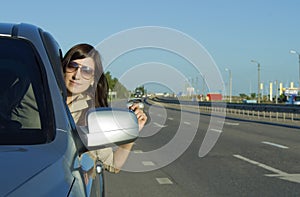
[62,43,147,174]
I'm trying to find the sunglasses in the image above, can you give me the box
[66,62,94,80]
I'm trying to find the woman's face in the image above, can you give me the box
[64,57,95,95]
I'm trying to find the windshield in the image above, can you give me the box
[0,37,54,145]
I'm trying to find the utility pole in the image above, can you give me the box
[251,60,261,103]
[290,50,300,90]
[225,68,232,103]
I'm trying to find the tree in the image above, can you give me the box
[250,93,256,99]
[278,94,287,102]
[105,71,129,98]
[105,71,117,90]
[239,93,248,99]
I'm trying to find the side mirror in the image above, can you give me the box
[78,108,139,150]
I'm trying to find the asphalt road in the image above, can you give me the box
[104,101,300,197]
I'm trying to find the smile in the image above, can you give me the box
[69,80,81,86]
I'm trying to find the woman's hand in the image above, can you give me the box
[129,103,147,131]
[111,102,147,172]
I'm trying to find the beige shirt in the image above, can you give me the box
[68,94,116,173]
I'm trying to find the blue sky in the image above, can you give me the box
[1,0,300,95]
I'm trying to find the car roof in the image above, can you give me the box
[0,23,15,35]
[0,23,47,51]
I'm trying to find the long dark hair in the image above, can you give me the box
[62,43,109,108]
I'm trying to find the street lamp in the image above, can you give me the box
[289,49,300,88]
[274,80,278,104]
[225,68,232,103]
[251,60,261,103]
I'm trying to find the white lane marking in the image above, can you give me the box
[142,161,155,166]
[218,121,239,126]
[233,154,284,174]
[134,150,144,153]
[262,141,289,149]
[168,117,174,120]
[153,122,167,128]
[157,114,162,117]
[156,178,173,185]
[210,129,222,133]
[184,121,191,125]
[233,154,300,183]
[225,122,239,126]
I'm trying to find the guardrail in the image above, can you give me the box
[149,97,300,123]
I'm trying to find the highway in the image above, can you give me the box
[105,100,300,196]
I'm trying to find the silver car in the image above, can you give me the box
[0,23,139,197]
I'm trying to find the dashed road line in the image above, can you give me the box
[261,141,289,149]
[233,154,300,184]
[225,122,240,126]
[218,120,239,126]
[156,178,173,185]
[210,129,222,133]
[233,154,284,174]
[142,161,155,166]
[153,122,167,128]
[133,150,144,153]
[183,121,191,125]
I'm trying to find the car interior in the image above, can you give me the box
[0,38,52,145]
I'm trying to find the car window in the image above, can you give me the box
[40,30,67,100]
[0,37,54,145]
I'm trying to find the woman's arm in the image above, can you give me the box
[112,103,147,172]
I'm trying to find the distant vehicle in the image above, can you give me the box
[134,90,143,98]
[127,98,144,109]
[0,23,139,197]
[286,95,300,105]
[243,99,258,104]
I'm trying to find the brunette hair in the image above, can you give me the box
[62,43,109,108]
